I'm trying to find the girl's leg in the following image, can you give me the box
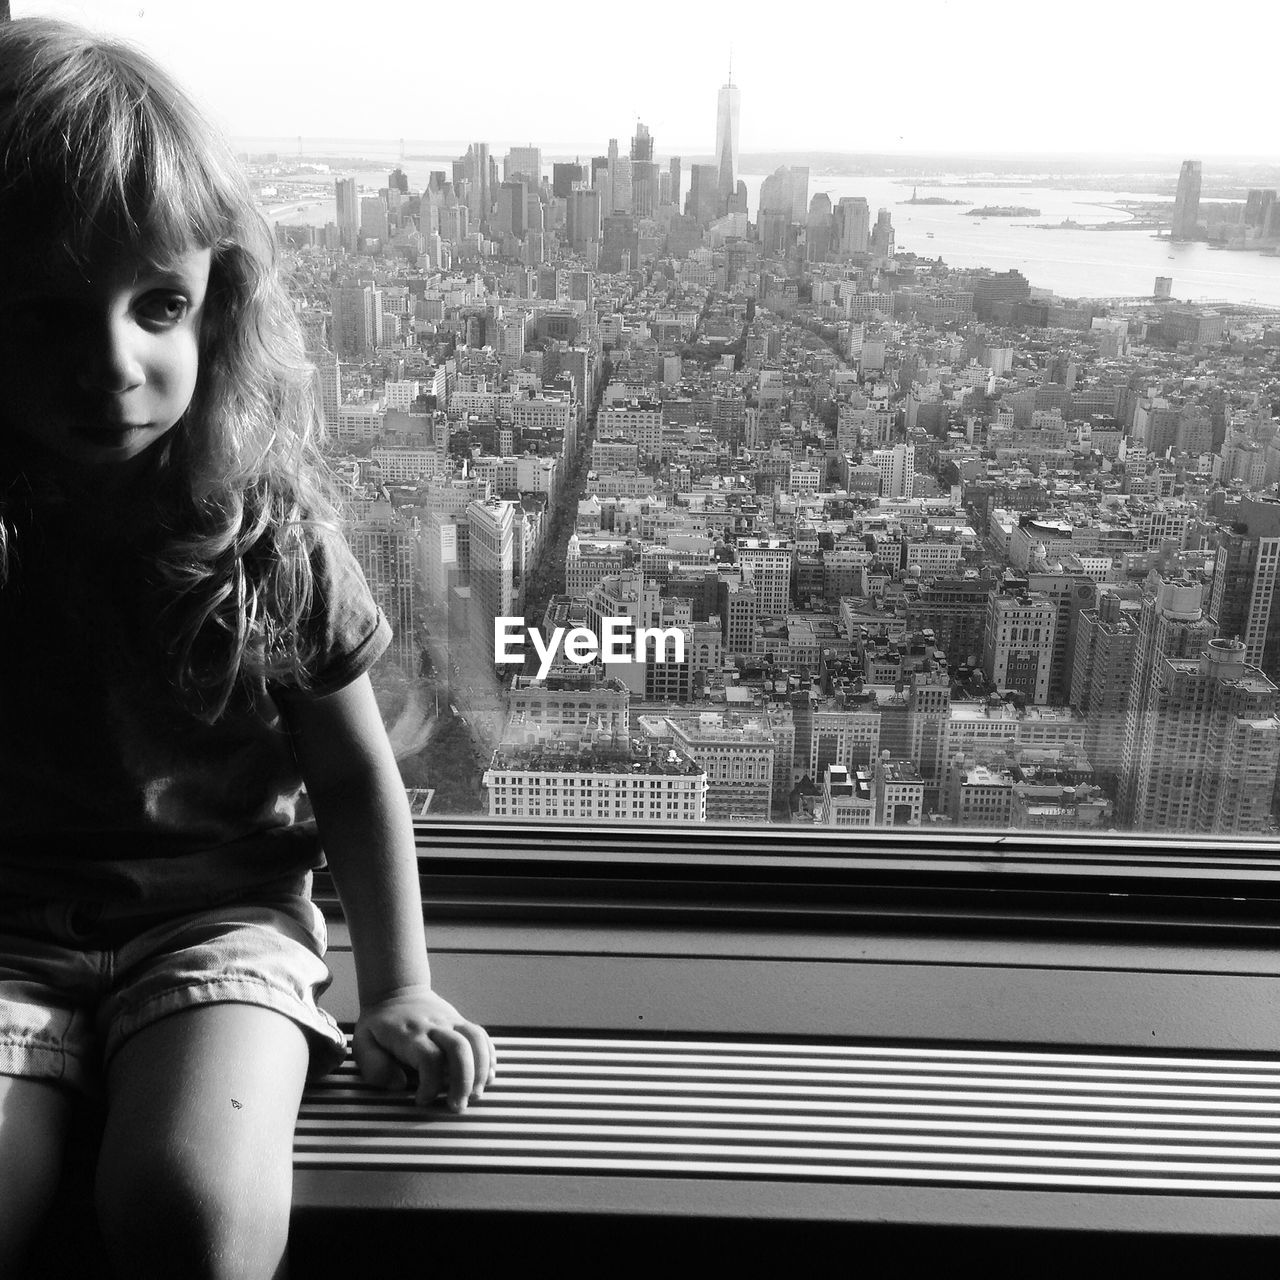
[0,1075,72,1270]
[95,1004,309,1280]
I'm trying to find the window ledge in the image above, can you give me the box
[298,832,1280,1262]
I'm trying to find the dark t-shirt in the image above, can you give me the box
[0,483,391,909]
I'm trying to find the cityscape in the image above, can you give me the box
[245,80,1280,838]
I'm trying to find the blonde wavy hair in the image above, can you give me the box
[0,17,343,720]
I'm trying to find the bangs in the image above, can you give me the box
[0,20,252,271]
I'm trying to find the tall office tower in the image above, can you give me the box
[388,167,409,193]
[631,163,658,219]
[466,497,516,663]
[756,210,789,254]
[1070,592,1138,786]
[1208,495,1280,682]
[599,215,638,273]
[789,165,810,222]
[872,442,914,499]
[438,201,469,243]
[497,180,527,238]
[505,145,541,185]
[566,188,602,248]
[983,591,1057,706]
[736,538,793,618]
[757,167,793,219]
[668,157,682,211]
[757,167,800,252]
[334,177,359,252]
[612,154,633,213]
[464,142,491,223]
[715,80,741,209]
[526,193,544,234]
[659,171,671,205]
[329,285,378,358]
[1132,636,1280,833]
[1171,159,1202,240]
[359,195,388,243]
[348,503,418,673]
[552,161,585,198]
[630,122,653,163]
[1118,577,1216,826]
[832,196,870,255]
[497,314,525,367]
[870,207,895,259]
[687,164,720,225]
[629,122,656,216]
[312,349,340,429]
[1025,570,1097,704]
[806,192,832,261]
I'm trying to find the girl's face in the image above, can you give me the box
[0,245,212,474]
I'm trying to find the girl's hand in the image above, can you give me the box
[352,986,497,1111]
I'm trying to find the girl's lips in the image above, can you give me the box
[69,423,151,446]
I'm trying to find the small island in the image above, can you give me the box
[966,205,1041,217]
[900,187,967,205]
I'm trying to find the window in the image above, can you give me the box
[21,5,1279,882]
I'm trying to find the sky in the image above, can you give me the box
[11,0,1278,161]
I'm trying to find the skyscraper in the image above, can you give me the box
[806,192,832,261]
[566,188,602,248]
[463,142,491,225]
[498,180,527,238]
[630,122,653,163]
[552,162,585,199]
[348,501,418,673]
[1118,577,1215,825]
[687,164,720,225]
[1209,495,1280,683]
[334,177,359,252]
[330,285,378,358]
[715,80,741,210]
[630,123,658,217]
[668,157,682,211]
[870,208,895,260]
[505,145,541,184]
[832,196,870,256]
[1127,635,1280,833]
[466,497,516,663]
[1171,159,1202,240]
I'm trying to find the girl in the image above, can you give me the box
[0,17,494,1277]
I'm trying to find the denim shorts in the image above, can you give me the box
[0,872,349,1096]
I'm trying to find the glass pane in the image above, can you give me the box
[230,61,1278,842]
[17,5,1272,844]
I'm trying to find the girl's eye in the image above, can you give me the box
[137,293,190,325]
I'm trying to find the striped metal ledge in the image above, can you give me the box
[295,1036,1280,1195]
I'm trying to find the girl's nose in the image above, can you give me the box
[74,313,145,393]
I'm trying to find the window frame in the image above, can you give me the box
[311,820,1280,946]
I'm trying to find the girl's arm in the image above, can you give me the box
[278,673,495,1110]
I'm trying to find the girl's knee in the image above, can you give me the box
[95,1141,292,1280]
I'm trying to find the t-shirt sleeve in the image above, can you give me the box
[295,527,393,695]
